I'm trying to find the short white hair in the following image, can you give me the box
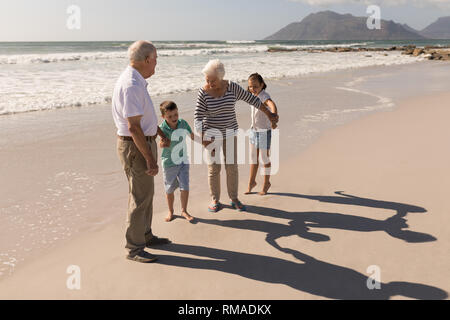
[202,59,225,79]
[128,40,156,62]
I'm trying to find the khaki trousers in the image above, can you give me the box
[117,138,157,256]
[208,136,238,203]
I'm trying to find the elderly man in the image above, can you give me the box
[113,40,171,263]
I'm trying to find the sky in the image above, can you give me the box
[0,0,449,41]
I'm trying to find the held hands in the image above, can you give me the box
[160,136,171,148]
[145,158,159,176]
[269,112,279,128]
[202,140,213,148]
[202,137,215,157]
[201,133,214,148]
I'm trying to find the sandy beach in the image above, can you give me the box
[0,61,449,300]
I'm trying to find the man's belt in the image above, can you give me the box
[118,135,156,142]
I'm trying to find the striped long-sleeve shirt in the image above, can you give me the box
[194,81,262,139]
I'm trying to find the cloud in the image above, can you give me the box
[287,0,450,8]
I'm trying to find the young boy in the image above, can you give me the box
[159,101,195,222]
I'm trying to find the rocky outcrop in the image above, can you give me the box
[423,49,450,60]
[267,44,450,61]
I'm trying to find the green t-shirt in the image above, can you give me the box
[159,119,192,168]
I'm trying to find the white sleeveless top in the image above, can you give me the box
[251,90,272,131]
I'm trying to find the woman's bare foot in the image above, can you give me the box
[245,181,257,194]
[259,182,271,195]
[181,211,194,222]
[165,212,174,222]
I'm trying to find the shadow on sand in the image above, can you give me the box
[156,243,447,300]
[158,192,445,299]
[269,191,427,217]
[196,191,436,250]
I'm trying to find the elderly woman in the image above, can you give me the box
[194,59,278,212]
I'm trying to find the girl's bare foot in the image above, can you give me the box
[245,181,257,194]
[259,182,271,195]
[165,212,174,222]
[181,211,194,222]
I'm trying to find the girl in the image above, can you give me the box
[245,73,278,196]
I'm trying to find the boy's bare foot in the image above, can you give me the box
[259,182,271,195]
[181,211,194,222]
[245,181,257,194]
[165,212,174,222]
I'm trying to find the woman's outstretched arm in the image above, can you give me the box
[231,82,278,125]
[231,81,262,109]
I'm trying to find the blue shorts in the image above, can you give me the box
[249,129,272,150]
[163,163,189,194]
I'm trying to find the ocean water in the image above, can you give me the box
[1,39,448,116]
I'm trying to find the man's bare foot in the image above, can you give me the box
[165,212,174,222]
[245,181,257,194]
[181,211,194,222]
[259,182,271,195]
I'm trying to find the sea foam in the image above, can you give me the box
[0,45,425,115]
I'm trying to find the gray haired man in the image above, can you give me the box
[112,40,171,263]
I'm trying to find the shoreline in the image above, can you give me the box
[0,61,449,299]
[0,59,430,120]
[0,52,427,117]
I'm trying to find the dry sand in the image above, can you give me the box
[0,62,449,300]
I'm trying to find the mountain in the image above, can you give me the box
[264,11,425,40]
[420,16,450,39]
[402,24,420,34]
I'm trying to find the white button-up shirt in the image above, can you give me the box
[112,66,158,137]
